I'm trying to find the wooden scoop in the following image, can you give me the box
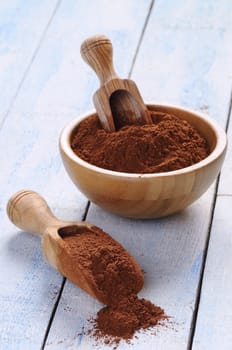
[81,34,152,132]
[7,190,144,305]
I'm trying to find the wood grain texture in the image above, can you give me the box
[1,0,154,203]
[0,0,153,349]
[191,92,232,349]
[81,35,151,131]
[0,210,63,349]
[44,0,231,349]
[9,0,153,117]
[1,0,231,349]
[132,0,232,127]
[59,104,226,218]
[44,190,215,349]
[0,0,60,123]
[191,197,232,350]
[7,190,144,305]
[0,2,69,348]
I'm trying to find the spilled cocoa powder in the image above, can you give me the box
[59,225,168,346]
[71,111,210,173]
[89,294,168,347]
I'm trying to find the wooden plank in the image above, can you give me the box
[132,0,232,127]
[0,1,70,348]
[0,0,153,349]
[1,0,231,349]
[0,1,88,349]
[44,0,232,349]
[0,1,78,349]
[44,191,215,349]
[191,196,232,350]
[0,211,64,349]
[0,0,60,123]
[191,101,232,349]
[9,0,154,118]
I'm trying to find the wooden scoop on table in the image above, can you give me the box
[7,190,144,305]
[81,34,152,131]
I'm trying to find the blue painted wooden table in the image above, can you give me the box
[1,1,232,349]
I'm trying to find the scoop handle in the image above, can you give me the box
[7,190,61,235]
[80,34,118,86]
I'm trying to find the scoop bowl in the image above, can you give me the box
[59,103,227,219]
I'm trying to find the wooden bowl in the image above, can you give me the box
[59,104,227,219]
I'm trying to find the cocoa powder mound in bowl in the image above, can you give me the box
[59,103,227,218]
[70,112,210,174]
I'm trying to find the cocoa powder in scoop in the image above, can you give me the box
[59,226,168,346]
[71,111,210,173]
[59,225,144,306]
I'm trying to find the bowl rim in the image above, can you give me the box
[59,103,227,179]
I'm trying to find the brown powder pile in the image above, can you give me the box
[90,294,168,347]
[59,226,168,346]
[71,111,210,173]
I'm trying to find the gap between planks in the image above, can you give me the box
[128,0,155,79]
[41,278,66,350]
[224,84,232,132]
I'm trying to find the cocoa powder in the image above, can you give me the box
[59,225,168,346]
[71,111,210,173]
[58,225,144,306]
[90,294,168,347]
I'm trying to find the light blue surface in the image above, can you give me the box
[1,0,231,349]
